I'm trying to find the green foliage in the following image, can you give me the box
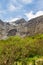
[0,34,43,65]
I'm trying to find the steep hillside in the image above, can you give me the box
[0,16,43,39]
[26,15,43,35]
[0,20,5,39]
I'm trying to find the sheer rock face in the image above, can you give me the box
[0,16,43,39]
[26,15,43,35]
[0,20,5,39]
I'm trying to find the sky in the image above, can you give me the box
[0,0,43,22]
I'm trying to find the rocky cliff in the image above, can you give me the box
[0,15,43,39]
[26,15,43,35]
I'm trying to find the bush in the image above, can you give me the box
[0,34,43,65]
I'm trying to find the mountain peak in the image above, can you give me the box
[11,18,26,25]
[0,15,43,39]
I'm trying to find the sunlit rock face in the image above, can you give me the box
[0,15,43,39]
[26,15,43,35]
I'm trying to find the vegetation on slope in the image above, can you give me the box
[0,34,43,65]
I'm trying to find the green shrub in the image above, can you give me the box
[0,34,43,65]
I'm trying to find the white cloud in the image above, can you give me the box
[5,17,21,22]
[7,3,17,12]
[11,0,33,4]
[22,0,33,4]
[25,11,43,20]
[11,0,17,3]
[7,1,22,12]
[9,18,21,22]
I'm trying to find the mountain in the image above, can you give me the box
[12,18,26,24]
[7,18,27,37]
[0,16,43,39]
[10,18,26,26]
[0,20,5,39]
[26,15,43,35]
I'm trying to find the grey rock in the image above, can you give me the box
[0,16,43,39]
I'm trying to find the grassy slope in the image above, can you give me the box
[0,34,43,65]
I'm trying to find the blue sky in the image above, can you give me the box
[0,0,43,22]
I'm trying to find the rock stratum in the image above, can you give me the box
[0,15,43,39]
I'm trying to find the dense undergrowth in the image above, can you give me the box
[0,34,43,65]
